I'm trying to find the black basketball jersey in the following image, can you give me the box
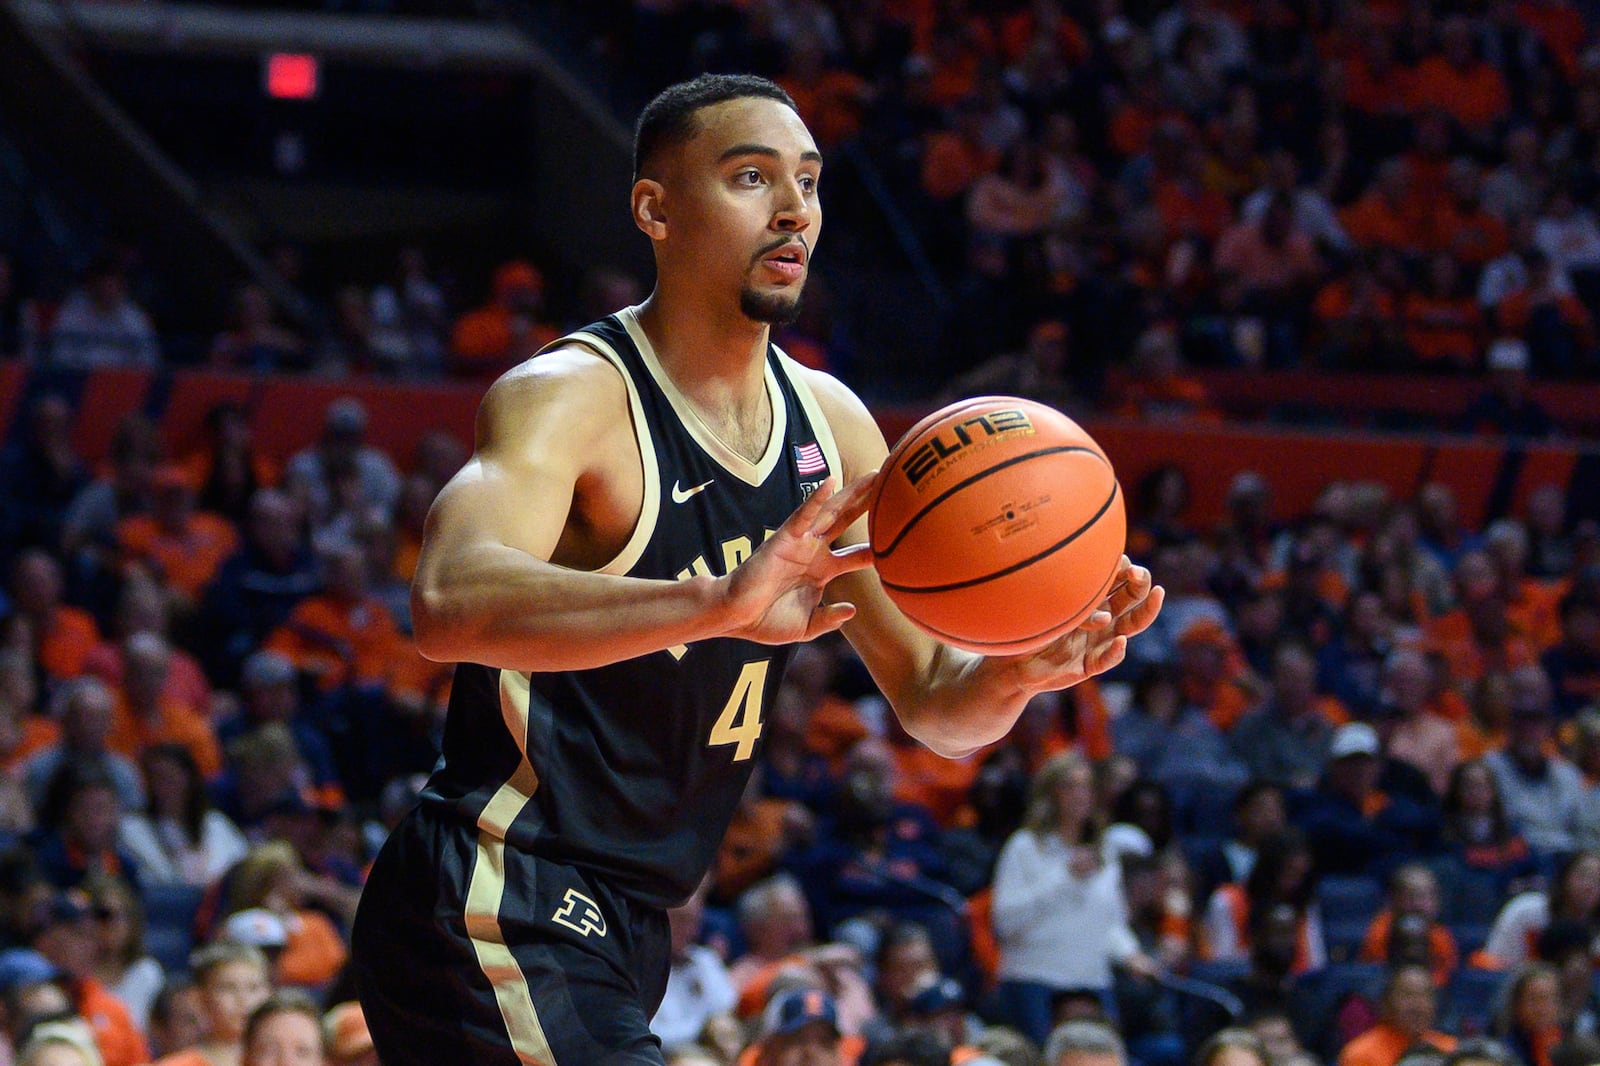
[419,308,843,909]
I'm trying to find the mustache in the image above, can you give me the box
[753,235,808,264]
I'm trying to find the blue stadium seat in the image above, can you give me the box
[1443,967,1507,1036]
[1289,963,1389,1061]
[1316,875,1385,962]
[140,884,205,975]
[1447,867,1511,928]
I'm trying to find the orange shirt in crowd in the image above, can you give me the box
[117,511,239,600]
[894,742,983,826]
[38,606,100,681]
[85,642,212,720]
[152,1050,213,1066]
[1313,278,1399,325]
[1358,910,1459,985]
[107,694,224,779]
[77,976,151,1066]
[1338,1022,1456,1066]
[920,132,999,202]
[997,7,1089,65]
[1432,205,1509,265]
[1401,293,1483,369]
[392,532,423,584]
[1154,180,1232,243]
[278,908,349,988]
[449,306,561,380]
[1497,291,1596,351]
[175,449,279,498]
[1343,56,1415,115]
[1409,57,1509,130]
[1207,884,1319,974]
[714,798,793,901]
[777,69,871,147]
[0,714,59,772]
[804,695,869,769]
[1424,611,1539,681]
[1341,195,1429,255]
[266,595,404,692]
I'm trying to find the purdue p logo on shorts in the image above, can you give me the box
[551,888,608,938]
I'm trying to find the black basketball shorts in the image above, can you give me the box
[350,805,673,1065]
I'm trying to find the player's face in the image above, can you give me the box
[665,97,822,325]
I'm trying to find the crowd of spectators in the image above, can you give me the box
[0,360,1593,1066]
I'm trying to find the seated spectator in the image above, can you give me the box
[1203,829,1325,973]
[1439,760,1534,883]
[1231,644,1339,790]
[1112,662,1248,802]
[1381,648,1462,798]
[991,752,1157,1043]
[448,260,560,380]
[1535,922,1600,1037]
[1292,722,1440,876]
[1543,593,1600,718]
[1496,252,1597,378]
[221,842,347,991]
[105,634,221,780]
[21,680,144,815]
[1459,340,1556,439]
[30,767,141,893]
[148,980,206,1056]
[714,762,813,907]
[1188,782,1289,908]
[118,744,249,888]
[7,550,99,683]
[1106,324,1219,422]
[1336,964,1457,1066]
[1213,193,1322,319]
[967,142,1071,242]
[1479,217,1570,312]
[935,320,1083,417]
[116,467,239,612]
[940,745,1029,898]
[1312,256,1403,369]
[1359,865,1459,985]
[43,255,159,370]
[1482,852,1600,969]
[216,651,339,800]
[1402,254,1485,373]
[0,648,60,775]
[207,285,304,373]
[748,987,844,1066]
[1483,670,1585,855]
[83,876,162,1031]
[1241,150,1352,254]
[283,400,400,520]
[26,889,150,1066]
[1533,187,1600,284]
[1435,160,1510,268]
[0,393,88,553]
[323,1001,374,1066]
[198,488,319,688]
[265,545,404,694]
[61,414,159,576]
[1493,963,1564,1066]
[729,875,815,1010]
[652,879,737,1052]
[154,941,271,1066]
[84,578,212,720]
[1483,129,1547,222]
[1042,1019,1127,1066]
[1342,161,1430,257]
[178,404,278,527]
[240,991,326,1066]
[1409,18,1509,137]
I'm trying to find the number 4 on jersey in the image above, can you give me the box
[709,660,770,761]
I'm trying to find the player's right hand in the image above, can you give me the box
[718,475,876,645]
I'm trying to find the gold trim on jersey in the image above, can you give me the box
[464,831,558,1065]
[475,670,542,840]
[543,329,661,578]
[617,306,788,488]
[775,348,846,488]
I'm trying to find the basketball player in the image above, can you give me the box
[349,74,1163,1065]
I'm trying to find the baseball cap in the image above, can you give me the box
[240,650,296,690]
[1330,722,1380,760]
[0,948,61,991]
[1487,338,1530,373]
[222,908,289,949]
[761,988,840,1040]
[324,1001,373,1059]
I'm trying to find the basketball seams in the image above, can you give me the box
[895,555,1122,655]
[871,446,1106,559]
[878,480,1121,594]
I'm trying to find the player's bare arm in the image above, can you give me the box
[800,367,1165,759]
[410,346,874,672]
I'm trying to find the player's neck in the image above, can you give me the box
[633,290,771,413]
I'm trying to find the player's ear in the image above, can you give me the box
[632,179,667,240]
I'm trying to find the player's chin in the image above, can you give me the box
[738,285,804,326]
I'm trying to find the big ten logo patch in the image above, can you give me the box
[550,888,607,938]
[901,408,1034,489]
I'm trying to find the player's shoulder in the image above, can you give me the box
[475,344,629,447]
[777,358,877,436]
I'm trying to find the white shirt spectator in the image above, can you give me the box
[1482,891,1549,968]
[118,808,250,887]
[111,955,165,1030]
[1203,892,1328,968]
[1535,206,1600,274]
[1484,749,1587,854]
[46,290,159,369]
[1241,187,1351,252]
[650,943,737,1050]
[992,832,1139,990]
[1478,250,1574,308]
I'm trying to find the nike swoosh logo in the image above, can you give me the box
[671,479,714,504]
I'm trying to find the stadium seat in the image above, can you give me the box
[1290,963,1389,1060]
[1316,876,1384,961]
[140,884,206,975]
[1443,967,1507,1036]
[1446,867,1511,928]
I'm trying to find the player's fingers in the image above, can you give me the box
[1077,608,1115,632]
[806,601,857,639]
[1085,634,1128,677]
[823,542,875,579]
[816,473,877,539]
[1115,584,1165,637]
[783,477,837,531]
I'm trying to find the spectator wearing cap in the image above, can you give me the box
[902,974,981,1053]
[750,987,844,1066]
[220,843,348,991]
[7,551,100,683]
[283,399,400,520]
[1336,965,1457,1066]
[27,890,148,1066]
[322,1002,372,1066]
[21,681,143,817]
[1291,722,1440,876]
[115,467,239,611]
[651,878,737,1051]
[118,743,249,887]
[104,634,221,780]
[154,941,271,1066]
[198,490,319,688]
[448,260,560,380]
[1483,667,1585,854]
[1459,340,1556,438]
[44,255,159,371]
[1483,852,1600,971]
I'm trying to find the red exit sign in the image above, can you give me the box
[265,53,319,101]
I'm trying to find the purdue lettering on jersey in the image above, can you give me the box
[421,308,840,909]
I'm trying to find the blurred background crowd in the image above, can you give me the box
[1,0,1600,1064]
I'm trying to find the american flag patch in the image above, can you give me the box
[795,442,827,475]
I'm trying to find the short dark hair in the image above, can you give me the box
[633,74,798,180]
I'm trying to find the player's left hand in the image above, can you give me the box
[993,555,1163,696]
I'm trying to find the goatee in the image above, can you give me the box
[740,287,803,326]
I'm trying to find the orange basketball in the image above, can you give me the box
[868,396,1127,655]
